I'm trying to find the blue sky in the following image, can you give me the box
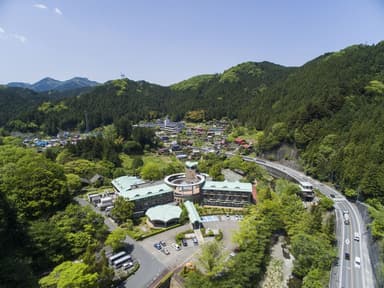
[1,0,383,85]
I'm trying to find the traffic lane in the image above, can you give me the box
[342,205,353,288]
[355,202,375,287]
[342,200,365,288]
[124,242,166,288]
[349,202,370,288]
[349,203,361,288]
[338,200,362,288]
[334,203,347,288]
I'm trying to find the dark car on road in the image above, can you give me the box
[345,252,350,260]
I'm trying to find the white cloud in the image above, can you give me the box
[0,27,26,43]
[34,3,47,9]
[12,34,27,43]
[54,8,63,15]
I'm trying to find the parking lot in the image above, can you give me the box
[141,224,199,269]
[140,216,242,269]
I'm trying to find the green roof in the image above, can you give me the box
[184,201,201,223]
[117,183,173,201]
[203,180,252,193]
[145,204,182,223]
[111,176,146,194]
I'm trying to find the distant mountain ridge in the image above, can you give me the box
[7,77,99,92]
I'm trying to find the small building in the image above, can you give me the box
[88,193,101,206]
[184,201,202,229]
[234,137,246,145]
[89,174,104,186]
[145,204,182,228]
[97,197,113,210]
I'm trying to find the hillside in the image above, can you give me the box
[13,62,292,133]
[0,86,44,129]
[0,86,94,131]
[2,41,384,202]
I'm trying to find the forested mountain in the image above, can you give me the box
[8,62,292,133]
[2,41,384,202]
[0,86,95,130]
[7,77,98,92]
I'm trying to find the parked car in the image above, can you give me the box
[181,239,188,247]
[160,240,166,246]
[192,237,198,245]
[154,243,162,250]
[172,243,181,251]
[122,262,133,270]
[163,248,170,255]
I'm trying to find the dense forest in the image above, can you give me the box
[2,41,384,205]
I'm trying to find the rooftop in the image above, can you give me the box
[184,201,202,223]
[299,181,313,187]
[145,204,182,223]
[111,176,146,194]
[202,180,252,192]
[117,183,173,201]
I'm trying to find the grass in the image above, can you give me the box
[120,153,183,172]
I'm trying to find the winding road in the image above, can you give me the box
[245,157,375,288]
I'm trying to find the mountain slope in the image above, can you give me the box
[7,77,99,92]
[3,42,384,202]
[0,86,44,128]
[18,61,292,132]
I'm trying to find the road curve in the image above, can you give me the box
[238,156,375,288]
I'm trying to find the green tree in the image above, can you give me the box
[140,162,163,180]
[344,188,358,200]
[105,228,127,252]
[291,233,336,278]
[39,261,98,288]
[66,173,82,195]
[197,241,228,278]
[302,269,326,288]
[110,197,135,224]
[0,146,69,219]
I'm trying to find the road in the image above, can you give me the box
[241,157,375,288]
[75,197,167,288]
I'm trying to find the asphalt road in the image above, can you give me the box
[75,197,167,288]
[246,158,376,288]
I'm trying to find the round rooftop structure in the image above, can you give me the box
[164,161,205,203]
[145,204,182,228]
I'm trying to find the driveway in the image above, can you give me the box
[75,197,167,288]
